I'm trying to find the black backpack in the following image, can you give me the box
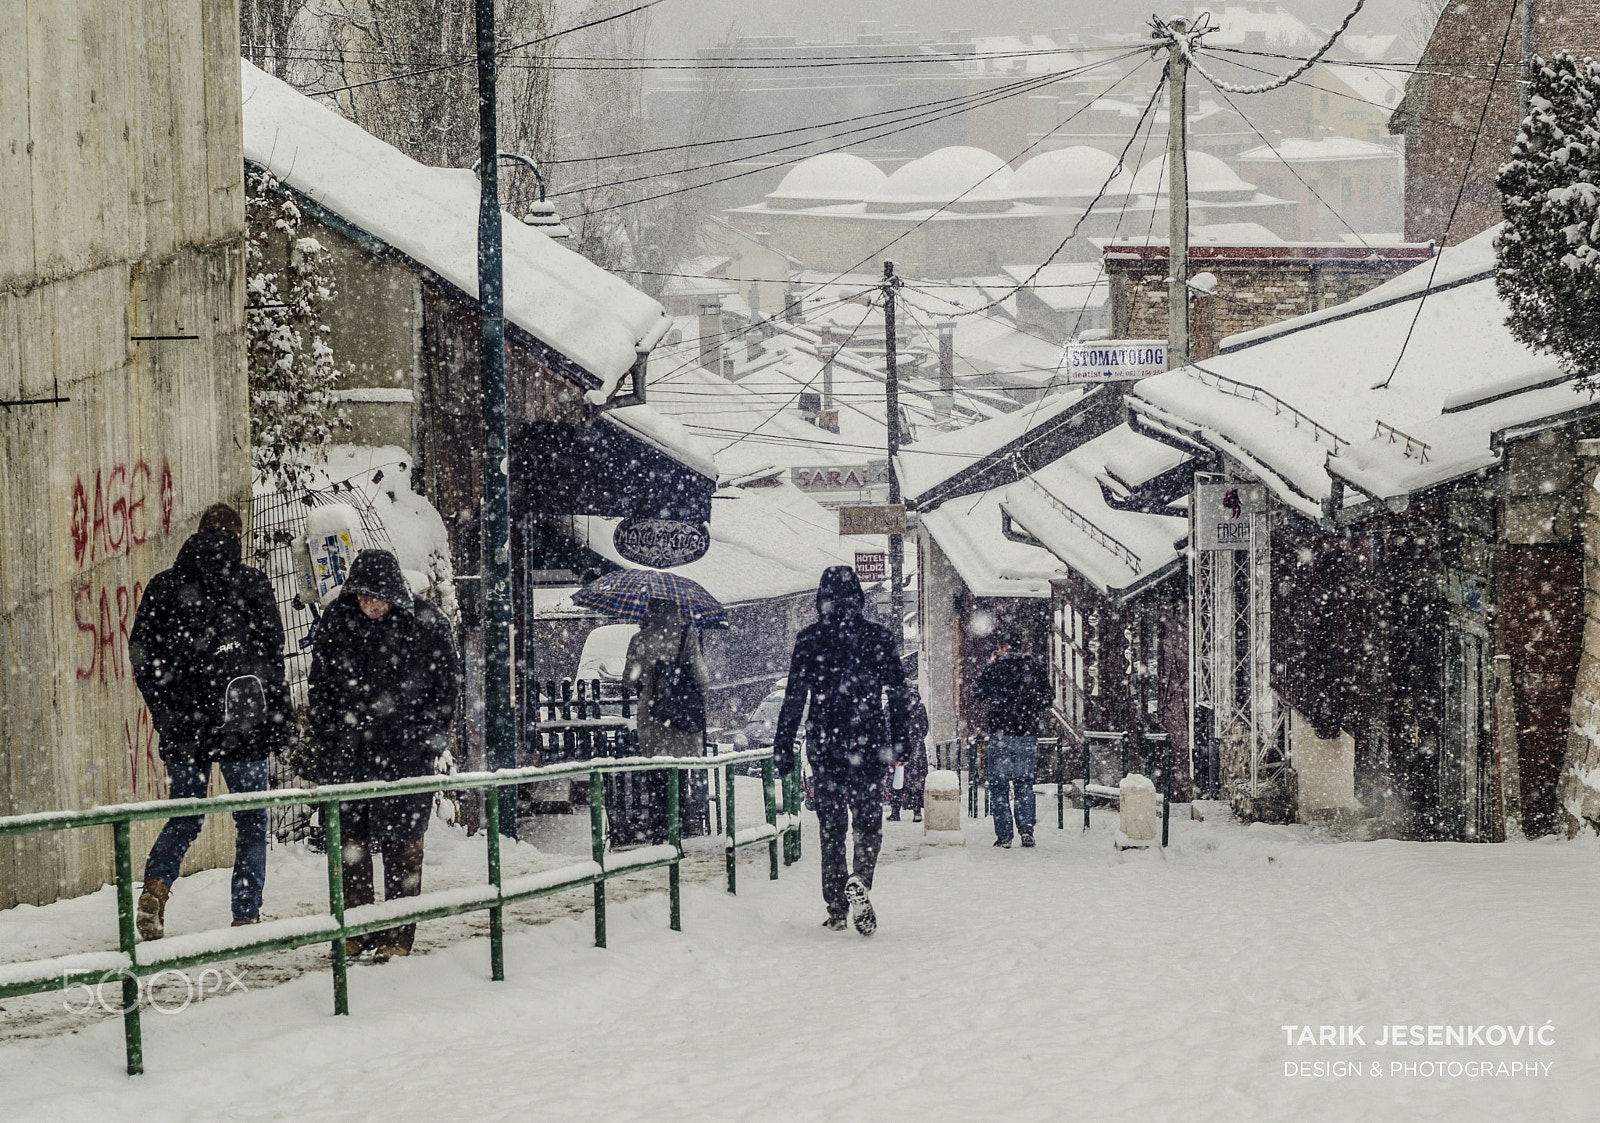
[650,629,705,733]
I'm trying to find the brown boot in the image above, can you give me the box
[136,879,170,941]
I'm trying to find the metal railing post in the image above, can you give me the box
[1082,740,1091,831]
[323,800,349,1016]
[1162,734,1174,848]
[763,757,779,881]
[1051,739,1064,829]
[783,768,802,865]
[725,762,737,895]
[1120,731,1129,781]
[485,783,505,980]
[112,819,144,1075]
[668,766,682,931]
[590,769,606,948]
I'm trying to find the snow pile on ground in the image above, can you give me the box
[3,808,1596,1121]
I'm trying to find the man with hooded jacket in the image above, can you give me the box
[774,566,909,935]
[308,549,461,960]
[129,502,293,939]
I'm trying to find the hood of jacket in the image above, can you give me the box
[816,565,864,620]
[341,549,415,612]
[173,529,241,592]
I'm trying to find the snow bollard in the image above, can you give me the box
[1115,774,1159,852]
[921,769,965,846]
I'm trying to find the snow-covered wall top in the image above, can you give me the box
[1129,227,1594,515]
[240,61,668,397]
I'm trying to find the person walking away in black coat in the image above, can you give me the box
[308,549,462,960]
[129,503,293,939]
[973,638,1054,849]
[774,567,910,935]
[889,681,930,822]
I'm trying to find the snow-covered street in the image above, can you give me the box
[3,807,1595,1122]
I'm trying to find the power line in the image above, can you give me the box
[1163,1,1369,95]
[1374,0,1521,391]
[301,0,671,99]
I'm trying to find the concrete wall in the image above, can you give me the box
[1559,442,1600,833]
[1,0,247,908]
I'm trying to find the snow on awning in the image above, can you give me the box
[240,61,667,399]
[921,490,1063,600]
[1128,226,1598,513]
[999,426,1188,600]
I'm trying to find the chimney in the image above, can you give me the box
[697,298,723,373]
[937,323,955,429]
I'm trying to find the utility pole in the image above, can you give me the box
[476,0,516,838]
[882,261,905,640]
[1165,17,1191,370]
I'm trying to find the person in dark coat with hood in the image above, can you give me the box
[129,502,293,940]
[774,566,910,935]
[308,548,461,960]
[973,637,1053,848]
[889,679,930,822]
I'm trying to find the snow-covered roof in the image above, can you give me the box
[1001,263,1110,313]
[1131,151,1258,201]
[600,405,719,482]
[575,484,874,606]
[1000,426,1188,599]
[1101,223,1286,249]
[1322,63,1410,110]
[921,489,1064,599]
[1238,137,1400,163]
[1127,226,1600,517]
[239,61,668,399]
[766,153,888,205]
[868,147,1017,210]
[1011,147,1133,203]
[1200,3,1318,50]
[896,389,1092,502]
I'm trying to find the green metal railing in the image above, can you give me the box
[0,749,802,1076]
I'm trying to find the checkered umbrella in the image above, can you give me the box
[570,568,728,629]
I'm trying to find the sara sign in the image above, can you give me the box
[613,519,710,567]
[1195,483,1264,551]
[1064,340,1167,383]
[791,463,884,491]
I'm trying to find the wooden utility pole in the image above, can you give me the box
[1165,18,1192,370]
[882,261,905,637]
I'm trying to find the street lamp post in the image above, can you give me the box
[476,0,516,839]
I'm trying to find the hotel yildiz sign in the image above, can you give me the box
[1064,340,1167,383]
[1195,483,1264,551]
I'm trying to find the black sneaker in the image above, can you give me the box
[1020,832,1035,848]
[993,837,1012,849]
[822,914,848,931]
[845,876,876,936]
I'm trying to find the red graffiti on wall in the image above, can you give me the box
[75,580,144,685]
[71,455,173,569]
[125,705,167,799]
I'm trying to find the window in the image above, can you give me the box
[1051,598,1089,732]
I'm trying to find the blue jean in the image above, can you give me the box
[143,757,269,921]
[986,734,1037,842]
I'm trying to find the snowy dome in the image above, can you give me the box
[765,153,888,208]
[1011,147,1134,204]
[867,147,1017,213]
[1130,151,1258,202]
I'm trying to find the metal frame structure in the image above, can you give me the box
[1191,473,1287,810]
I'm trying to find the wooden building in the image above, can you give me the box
[1129,228,1600,838]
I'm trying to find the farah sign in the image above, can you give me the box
[613,519,710,567]
[1064,340,1167,383]
[1194,483,1263,551]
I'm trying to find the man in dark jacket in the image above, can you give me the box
[308,549,461,960]
[774,567,909,935]
[973,638,1054,849]
[129,503,293,939]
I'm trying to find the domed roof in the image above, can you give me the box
[867,147,1016,212]
[766,153,888,207]
[1130,151,1258,201]
[1011,147,1134,203]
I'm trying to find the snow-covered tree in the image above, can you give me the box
[1495,53,1600,387]
[247,170,347,493]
